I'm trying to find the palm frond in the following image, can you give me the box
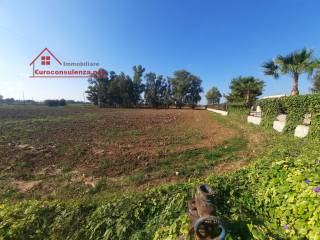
[262,60,279,78]
[275,48,315,75]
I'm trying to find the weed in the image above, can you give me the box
[127,171,145,184]
[98,158,113,169]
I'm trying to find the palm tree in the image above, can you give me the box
[226,76,264,106]
[262,48,315,96]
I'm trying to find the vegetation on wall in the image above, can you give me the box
[226,102,250,115]
[258,93,320,137]
[258,97,283,129]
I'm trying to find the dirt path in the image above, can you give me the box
[209,112,267,174]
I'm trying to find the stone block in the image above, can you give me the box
[247,116,262,125]
[294,125,309,138]
[273,121,286,132]
[276,114,287,122]
[256,106,262,113]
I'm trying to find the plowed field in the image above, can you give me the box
[0,106,247,200]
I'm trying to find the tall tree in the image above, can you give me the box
[226,76,264,106]
[108,74,121,106]
[262,48,315,95]
[144,72,157,107]
[186,75,203,109]
[171,70,191,108]
[86,68,108,107]
[86,69,138,108]
[86,81,99,105]
[108,73,135,107]
[119,73,135,107]
[162,78,173,108]
[171,70,202,108]
[144,73,167,108]
[132,65,145,105]
[86,66,202,109]
[206,87,222,104]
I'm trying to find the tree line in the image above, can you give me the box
[206,48,320,107]
[3,49,319,109]
[205,76,265,107]
[44,99,66,107]
[86,66,203,108]
[0,95,84,106]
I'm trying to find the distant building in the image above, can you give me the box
[260,94,287,99]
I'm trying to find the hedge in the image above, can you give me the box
[227,102,250,115]
[258,93,320,138]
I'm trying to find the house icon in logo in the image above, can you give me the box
[30,48,62,66]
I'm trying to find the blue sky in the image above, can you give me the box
[1,0,320,103]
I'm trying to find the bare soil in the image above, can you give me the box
[0,106,261,200]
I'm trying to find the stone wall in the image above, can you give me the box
[207,108,228,116]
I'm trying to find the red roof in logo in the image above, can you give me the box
[30,48,62,66]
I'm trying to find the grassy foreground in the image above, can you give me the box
[0,113,319,239]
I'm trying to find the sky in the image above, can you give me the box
[1,0,320,103]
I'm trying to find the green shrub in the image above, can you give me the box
[259,97,285,129]
[258,93,320,138]
[283,95,308,133]
[0,185,192,240]
[206,137,320,239]
[309,113,320,139]
[227,102,250,115]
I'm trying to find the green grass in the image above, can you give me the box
[122,136,248,182]
[127,172,146,184]
[98,158,114,169]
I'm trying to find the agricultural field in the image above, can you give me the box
[0,105,319,239]
[0,106,260,201]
